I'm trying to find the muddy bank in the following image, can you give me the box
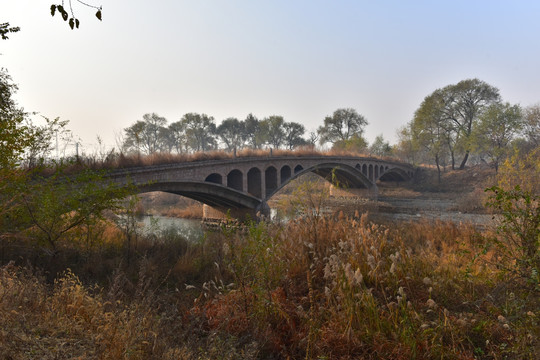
[374,194,495,227]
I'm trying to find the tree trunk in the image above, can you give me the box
[459,151,469,170]
[435,155,441,184]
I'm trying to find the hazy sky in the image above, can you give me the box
[2,1,540,153]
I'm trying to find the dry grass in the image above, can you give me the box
[1,206,538,359]
[163,203,203,219]
[52,147,405,173]
[195,216,538,359]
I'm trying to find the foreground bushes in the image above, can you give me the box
[0,215,538,359]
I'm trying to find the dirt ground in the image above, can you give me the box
[338,164,497,228]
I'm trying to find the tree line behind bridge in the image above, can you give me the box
[118,108,393,158]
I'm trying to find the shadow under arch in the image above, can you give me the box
[378,167,411,182]
[265,162,375,199]
[137,181,262,209]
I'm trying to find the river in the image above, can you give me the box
[136,195,494,242]
[136,215,205,242]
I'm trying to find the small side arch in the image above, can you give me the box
[280,165,292,183]
[227,169,243,191]
[205,173,222,184]
[265,166,278,196]
[247,167,262,198]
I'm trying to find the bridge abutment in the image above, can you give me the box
[202,202,271,223]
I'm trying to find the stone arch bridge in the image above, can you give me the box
[108,155,414,220]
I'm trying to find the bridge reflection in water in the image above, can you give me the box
[108,155,414,222]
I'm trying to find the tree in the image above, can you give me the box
[497,147,540,195]
[394,125,418,164]
[24,117,74,167]
[307,131,319,149]
[123,120,146,155]
[261,115,286,149]
[369,134,392,157]
[318,108,368,146]
[0,69,32,232]
[157,126,174,153]
[243,113,263,149]
[0,69,132,256]
[410,92,449,183]
[283,121,306,150]
[16,167,130,253]
[180,113,217,152]
[217,117,245,151]
[123,113,168,155]
[523,104,540,148]
[441,79,501,169]
[0,69,29,169]
[167,120,188,154]
[331,134,368,153]
[473,102,523,172]
[141,113,168,154]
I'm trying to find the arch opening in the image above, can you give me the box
[280,165,291,183]
[294,165,303,174]
[227,169,243,191]
[307,163,373,190]
[247,167,262,198]
[265,166,278,196]
[205,173,222,184]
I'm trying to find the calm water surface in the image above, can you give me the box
[137,215,204,242]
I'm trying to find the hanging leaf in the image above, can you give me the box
[75,19,80,29]
[61,10,69,21]
[50,5,57,17]
[96,10,102,21]
[69,18,75,30]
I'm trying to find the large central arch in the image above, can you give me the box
[264,162,375,198]
[138,181,261,209]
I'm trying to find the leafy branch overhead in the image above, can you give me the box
[50,1,102,30]
[0,23,20,40]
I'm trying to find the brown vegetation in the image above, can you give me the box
[1,209,538,359]
[60,147,406,173]
[163,203,204,219]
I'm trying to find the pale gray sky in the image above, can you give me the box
[2,1,540,152]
